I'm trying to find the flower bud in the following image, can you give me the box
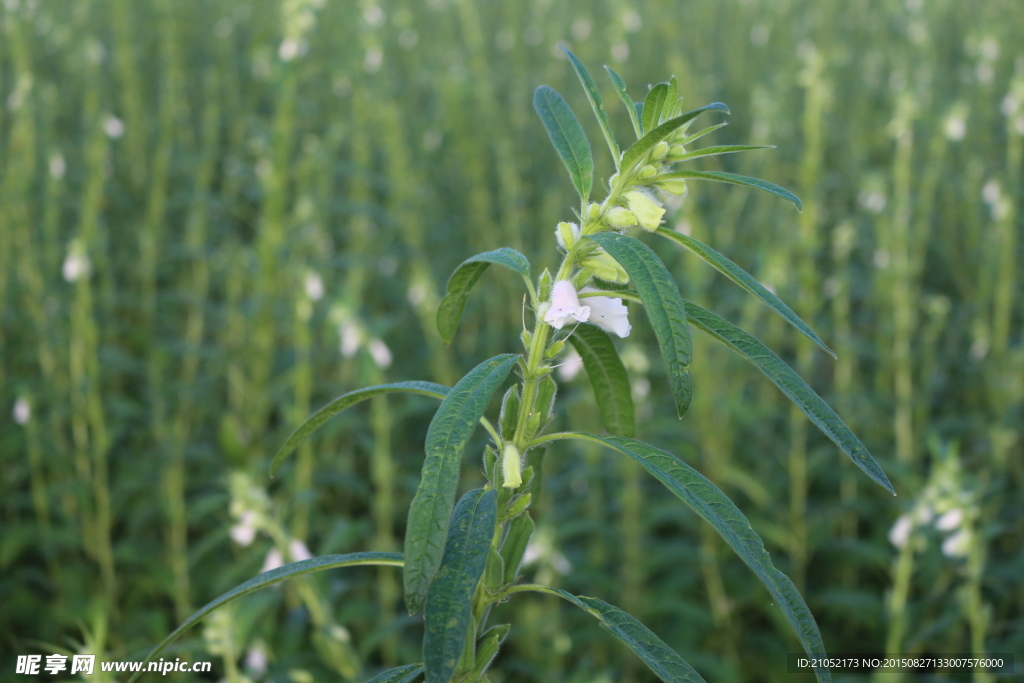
[555,221,580,250]
[502,443,522,489]
[587,202,603,221]
[545,339,566,359]
[651,141,670,160]
[605,206,638,228]
[638,164,658,180]
[655,178,689,197]
[624,188,666,232]
[668,144,686,158]
[582,250,629,284]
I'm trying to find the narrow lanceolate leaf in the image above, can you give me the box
[270,382,450,476]
[127,553,403,683]
[559,46,619,164]
[404,355,518,614]
[683,302,894,495]
[567,323,635,437]
[423,489,498,683]
[437,248,531,345]
[655,227,835,357]
[671,144,773,162]
[605,65,642,138]
[657,169,802,211]
[366,664,425,683]
[663,76,681,119]
[548,588,706,683]
[582,435,832,683]
[620,103,730,173]
[679,122,729,145]
[534,85,593,201]
[587,233,692,418]
[641,83,670,137]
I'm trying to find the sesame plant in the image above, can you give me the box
[129,49,894,683]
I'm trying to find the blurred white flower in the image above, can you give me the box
[556,349,584,382]
[62,242,91,282]
[407,282,426,305]
[303,271,324,301]
[367,338,392,368]
[278,38,303,61]
[48,153,66,180]
[364,46,383,73]
[362,4,385,26]
[580,288,631,338]
[230,510,259,546]
[944,114,966,141]
[288,538,312,562]
[544,281,590,329]
[261,548,284,574]
[339,320,361,357]
[244,643,268,676]
[936,508,963,531]
[13,397,30,425]
[942,529,970,558]
[102,115,124,139]
[982,179,1001,204]
[889,514,912,548]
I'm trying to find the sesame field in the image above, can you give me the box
[1,0,1022,681]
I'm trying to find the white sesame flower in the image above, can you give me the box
[942,529,970,558]
[245,644,268,675]
[288,538,312,562]
[229,510,259,546]
[557,349,584,381]
[102,115,124,139]
[303,271,324,301]
[544,281,590,329]
[339,320,361,357]
[367,338,392,368]
[889,514,912,548]
[581,288,631,338]
[935,508,963,531]
[261,548,284,574]
[624,189,665,232]
[13,397,31,425]
[62,242,91,283]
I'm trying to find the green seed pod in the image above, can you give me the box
[505,492,532,519]
[535,374,558,423]
[520,329,533,350]
[470,625,511,679]
[538,268,553,302]
[482,445,499,482]
[545,339,566,359]
[525,410,541,436]
[483,546,505,591]
[500,512,535,584]
[499,385,521,441]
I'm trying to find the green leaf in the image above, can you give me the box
[604,65,642,139]
[423,488,498,683]
[404,354,518,614]
[437,248,531,345]
[540,587,707,683]
[683,301,894,495]
[534,85,594,201]
[559,46,620,165]
[655,227,835,357]
[586,233,692,418]
[577,435,832,683]
[126,553,403,683]
[657,169,802,211]
[366,664,425,683]
[500,511,535,584]
[641,83,669,136]
[620,103,730,173]
[678,122,729,145]
[270,382,450,476]
[663,76,681,119]
[567,323,636,437]
[671,144,773,162]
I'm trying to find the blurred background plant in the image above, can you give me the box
[1,0,1020,681]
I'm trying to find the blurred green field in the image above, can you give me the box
[2,0,1022,681]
